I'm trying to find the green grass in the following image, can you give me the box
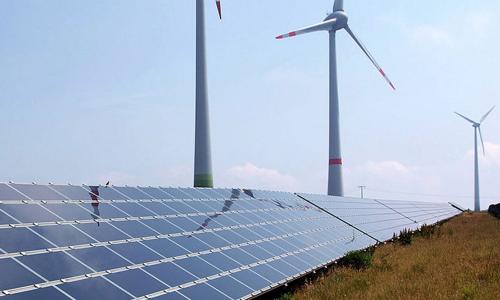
[289,213,500,300]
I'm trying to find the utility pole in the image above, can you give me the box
[358,186,366,199]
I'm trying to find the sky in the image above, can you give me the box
[0,0,499,210]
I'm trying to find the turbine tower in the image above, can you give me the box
[455,106,495,212]
[276,0,395,196]
[194,0,222,188]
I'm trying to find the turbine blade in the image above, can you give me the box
[345,26,396,90]
[480,106,495,123]
[276,18,337,39]
[479,127,486,156]
[454,112,476,124]
[215,0,222,19]
[333,0,344,11]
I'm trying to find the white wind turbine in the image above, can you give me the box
[194,0,222,188]
[455,106,495,212]
[276,0,395,196]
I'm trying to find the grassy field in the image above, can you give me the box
[287,213,500,300]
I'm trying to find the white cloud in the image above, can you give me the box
[96,165,193,187]
[468,142,500,168]
[222,163,298,191]
[345,160,442,199]
[467,12,496,38]
[156,165,192,187]
[362,160,412,177]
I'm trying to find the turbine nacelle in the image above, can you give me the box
[325,11,348,30]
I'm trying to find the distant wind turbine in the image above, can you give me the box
[194,0,222,188]
[455,106,495,212]
[276,0,395,196]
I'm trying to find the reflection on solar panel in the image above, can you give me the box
[0,183,462,299]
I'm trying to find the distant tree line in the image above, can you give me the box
[488,203,500,219]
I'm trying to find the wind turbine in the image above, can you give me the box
[276,0,395,196]
[194,0,222,188]
[455,106,495,212]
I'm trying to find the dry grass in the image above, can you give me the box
[292,213,500,300]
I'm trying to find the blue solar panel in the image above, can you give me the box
[297,194,462,242]
[1,183,389,299]
[375,199,462,226]
[297,194,420,241]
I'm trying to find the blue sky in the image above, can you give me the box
[1,0,499,210]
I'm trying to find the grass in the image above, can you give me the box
[289,213,500,300]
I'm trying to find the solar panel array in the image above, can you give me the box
[0,183,462,299]
[298,194,463,242]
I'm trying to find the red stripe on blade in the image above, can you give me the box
[329,159,343,165]
[216,2,222,19]
[288,32,297,37]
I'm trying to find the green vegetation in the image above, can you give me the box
[417,223,436,239]
[288,213,500,300]
[337,250,373,270]
[396,228,413,245]
[274,293,293,300]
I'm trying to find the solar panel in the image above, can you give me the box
[374,199,462,226]
[297,194,461,242]
[0,183,379,299]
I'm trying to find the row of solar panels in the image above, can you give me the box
[0,183,463,299]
